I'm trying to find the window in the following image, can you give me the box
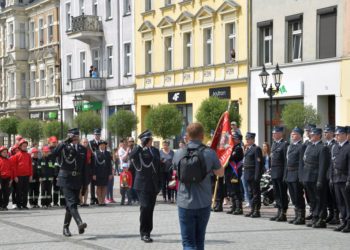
[80,52,86,77]
[38,19,44,46]
[79,0,85,15]
[93,0,98,16]
[19,23,26,49]
[164,36,173,71]
[183,32,192,68]
[318,8,337,59]
[258,23,273,66]
[92,49,100,74]
[145,0,152,11]
[40,70,46,97]
[67,55,72,80]
[106,0,112,19]
[7,22,14,50]
[48,68,54,96]
[287,18,302,62]
[30,71,36,98]
[21,73,27,98]
[48,15,54,43]
[124,0,131,15]
[124,43,131,75]
[226,23,236,62]
[107,46,113,77]
[165,0,172,6]
[8,72,15,98]
[204,28,213,66]
[66,2,71,30]
[145,41,152,73]
[29,21,35,49]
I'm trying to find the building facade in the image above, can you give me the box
[250,0,346,145]
[135,0,249,146]
[60,0,135,145]
[0,0,60,120]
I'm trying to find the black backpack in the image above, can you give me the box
[177,144,208,184]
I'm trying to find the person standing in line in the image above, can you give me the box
[127,137,138,204]
[40,146,56,208]
[80,138,92,207]
[160,140,174,203]
[129,130,162,243]
[28,148,41,208]
[49,136,64,207]
[9,144,19,209]
[0,147,13,211]
[262,142,271,172]
[89,128,102,205]
[173,123,223,250]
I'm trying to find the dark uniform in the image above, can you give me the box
[91,142,113,187]
[40,150,56,207]
[52,128,87,237]
[270,126,289,222]
[300,128,329,228]
[225,133,244,215]
[331,126,350,232]
[28,155,41,208]
[129,130,162,243]
[89,128,101,205]
[243,132,264,218]
[284,127,306,225]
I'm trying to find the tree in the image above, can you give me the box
[18,119,43,144]
[108,110,138,139]
[74,111,102,137]
[0,116,20,146]
[145,104,183,139]
[281,103,321,130]
[196,97,242,136]
[43,121,69,140]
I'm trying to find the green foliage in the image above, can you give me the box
[282,103,321,130]
[108,110,138,139]
[196,97,242,136]
[0,116,20,136]
[74,111,102,137]
[145,104,183,139]
[18,119,43,143]
[43,121,69,140]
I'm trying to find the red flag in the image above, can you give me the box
[210,111,234,168]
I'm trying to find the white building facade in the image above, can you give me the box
[250,0,345,145]
[60,0,135,145]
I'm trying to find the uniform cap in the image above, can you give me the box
[98,140,108,146]
[310,128,322,135]
[18,139,29,146]
[233,132,242,140]
[42,146,51,153]
[245,132,256,140]
[335,126,347,135]
[324,124,335,133]
[272,126,284,133]
[138,129,153,140]
[94,128,102,135]
[48,136,58,143]
[31,148,39,154]
[0,146,8,153]
[68,128,80,136]
[304,124,316,131]
[292,127,303,136]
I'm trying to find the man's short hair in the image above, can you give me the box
[186,123,204,139]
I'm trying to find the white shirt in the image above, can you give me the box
[118,147,129,168]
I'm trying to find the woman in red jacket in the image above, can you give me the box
[12,139,32,210]
[0,146,13,210]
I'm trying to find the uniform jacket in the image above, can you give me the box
[91,150,113,178]
[31,158,41,182]
[89,139,99,152]
[129,145,162,193]
[39,155,57,180]
[12,150,33,177]
[243,144,264,182]
[325,139,337,180]
[270,139,289,179]
[0,156,14,179]
[300,141,329,183]
[225,143,244,179]
[284,140,305,182]
[330,141,350,183]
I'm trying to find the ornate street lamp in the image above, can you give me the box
[72,94,84,113]
[259,64,283,144]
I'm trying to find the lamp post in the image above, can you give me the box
[259,64,283,144]
[72,94,84,113]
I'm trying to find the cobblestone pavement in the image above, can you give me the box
[0,180,349,250]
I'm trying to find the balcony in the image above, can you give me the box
[66,15,103,43]
[65,78,106,93]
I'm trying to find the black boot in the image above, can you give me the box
[71,208,87,234]
[307,217,317,227]
[276,209,287,222]
[270,209,281,221]
[325,209,334,224]
[341,220,350,233]
[226,200,236,214]
[334,221,346,232]
[213,202,223,212]
[251,205,261,218]
[289,209,298,224]
[328,211,340,225]
[305,211,313,220]
[233,200,243,215]
[313,218,327,228]
[63,211,72,237]
[294,209,305,225]
[245,207,254,217]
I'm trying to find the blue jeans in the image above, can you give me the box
[178,206,211,250]
[106,177,114,200]
[241,174,251,206]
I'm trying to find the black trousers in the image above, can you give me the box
[53,178,65,205]
[16,176,30,208]
[62,187,80,210]
[325,180,338,215]
[287,181,305,210]
[272,178,289,210]
[41,180,53,206]
[90,181,97,201]
[136,190,157,237]
[11,182,17,205]
[215,177,225,204]
[161,172,171,201]
[28,181,40,206]
[304,182,326,219]
[0,178,11,208]
[247,180,261,210]
[334,183,350,222]
[226,179,243,202]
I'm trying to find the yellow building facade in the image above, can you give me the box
[135,0,248,144]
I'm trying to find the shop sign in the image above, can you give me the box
[168,91,186,103]
[30,112,42,120]
[82,102,102,111]
[209,87,231,99]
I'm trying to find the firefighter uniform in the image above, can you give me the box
[0,147,13,210]
[28,150,41,208]
[89,128,101,205]
[40,147,56,207]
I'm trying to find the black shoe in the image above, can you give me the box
[251,210,261,218]
[233,208,243,215]
[270,209,281,221]
[341,221,350,233]
[63,226,72,237]
[305,213,313,220]
[226,207,234,214]
[141,235,153,243]
[325,215,334,224]
[245,211,253,217]
[313,219,327,228]
[334,223,346,232]
[22,207,29,210]
[328,215,340,225]
[276,211,287,222]
[294,210,306,225]
[213,204,223,212]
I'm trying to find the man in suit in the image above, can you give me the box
[243,132,264,218]
[89,128,101,205]
[270,126,289,222]
[129,130,162,243]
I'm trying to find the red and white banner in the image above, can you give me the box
[210,111,234,168]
